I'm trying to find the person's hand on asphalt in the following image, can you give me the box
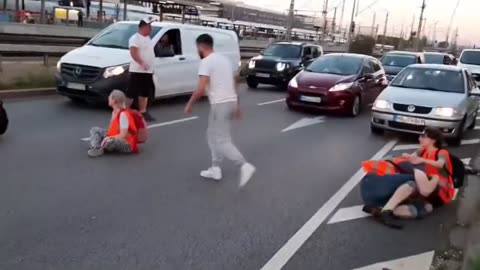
[101,137,111,148]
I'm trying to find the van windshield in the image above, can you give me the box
[89,23,161,49]
[460,51,480,65]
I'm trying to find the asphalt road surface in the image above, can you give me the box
[1,84,478,270]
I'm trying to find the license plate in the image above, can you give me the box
[67,82,86,91]
[394,115,425,126]
[300,95,322,103]
[256,73,270,78]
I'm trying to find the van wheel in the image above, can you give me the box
[247,78,258,89]
[468,110,477,130]
[349,95,361,117]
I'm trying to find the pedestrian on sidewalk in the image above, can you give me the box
[127,18,156,122]
[77,10,84,27]
[184,34,256,188]
[87,90,139,157]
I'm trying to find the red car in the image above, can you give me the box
[286,54,387,116]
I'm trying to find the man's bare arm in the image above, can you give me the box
[129,47,144,67]
[185,76,209,112]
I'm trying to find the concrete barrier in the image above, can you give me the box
[0,23,99,39]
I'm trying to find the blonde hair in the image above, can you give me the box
[109,90,127,109]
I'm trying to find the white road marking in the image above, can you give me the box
[260,140,397,270]
[282,116,325,132]
[477,116,480,120]
[81,116,198,141]
[353,251,434,270]
[327,205,369,224]
[393,139,480,151]
[257,98,286,106]
[475,126,480,130]
[462,158,471,165]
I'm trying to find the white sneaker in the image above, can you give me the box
[200,167,222,181]
[239,163,256,188]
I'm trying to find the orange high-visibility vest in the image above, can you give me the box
[361,157,409,176]
[107,109,138,153]
[420,149,455,203]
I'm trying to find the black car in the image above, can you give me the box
[246,42,323,89]
[380,51,425,82]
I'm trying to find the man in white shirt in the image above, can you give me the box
[127,18,156,122]
[185,34,256,188]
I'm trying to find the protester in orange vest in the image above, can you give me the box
[87,90,138,157]
[373,127,454,229]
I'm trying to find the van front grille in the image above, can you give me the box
[61,63,102,82]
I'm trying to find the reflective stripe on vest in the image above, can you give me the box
[421,149,455,203]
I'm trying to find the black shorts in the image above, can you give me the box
[127,72,154,99]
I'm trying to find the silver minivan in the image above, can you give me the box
[371,64,480,144]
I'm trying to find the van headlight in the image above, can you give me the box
[329,82,353,92]
[103,64,128,79]
[433,107,458,117]
[276,62,288,72]
[373,99,392,110]
[248,60,256,69]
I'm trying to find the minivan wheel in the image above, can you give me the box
[349,95,361,117]
[468,110,477,130]
[452,118,466,146]
[247,77,258,89]
[371,124,384,135]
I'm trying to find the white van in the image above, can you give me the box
[55,21,241,102]
[458,49,480,83]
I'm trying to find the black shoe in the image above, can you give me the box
[375,210,403,230]
[362,205,382,217]
[142,112,156,122]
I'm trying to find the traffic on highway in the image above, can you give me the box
[2,8,480,270]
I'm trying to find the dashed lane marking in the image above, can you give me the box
[257,98,286,106]
[353,251,434,270]
[81,116,199,141]
[259,140,397,270]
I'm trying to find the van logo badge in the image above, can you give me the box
[74,67,82,77]
[407,105,416,112]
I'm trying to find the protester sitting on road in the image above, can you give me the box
[375,127,455,229]
[87,90,138,157]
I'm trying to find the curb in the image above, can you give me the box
[0,87,56,99]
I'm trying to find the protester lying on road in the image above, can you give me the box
[364,127,455,229]
[87,90,139,157]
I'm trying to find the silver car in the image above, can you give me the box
[371,64,480,144]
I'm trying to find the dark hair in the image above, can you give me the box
[196,34,214,48]
[422,127,444,148]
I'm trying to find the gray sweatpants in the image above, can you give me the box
[207,101,246,167]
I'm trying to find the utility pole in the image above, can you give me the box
[331,7,337,34]
[371,11,376,37]
[322,0,329,40]
[99,0,104,21]
[123,0,127,20]
[286,0,295,41]
[40,0,45,23]
[231,0,236,21]
[2,0,6,12]
[346,0,357,52]
[381,12,388,50]
[15,0,19,11]
[355,0,360,17]
[415,0,426,51]
[446,0,460,45]
[339,0,345,34]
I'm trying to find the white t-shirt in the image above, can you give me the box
[198,53,237,104]
[128,33,155,74]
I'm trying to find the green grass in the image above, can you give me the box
[0,73,55,90]
[468,256,480,270]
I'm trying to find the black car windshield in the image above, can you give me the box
[460,51,480,65]
[390,67,465,93]
[89,23,161,49]
[306,55,363,75]
[424,54,445,64]
[263,44,301,58]
[381,54,417,67]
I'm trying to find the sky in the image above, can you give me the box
[239,0,479,46]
